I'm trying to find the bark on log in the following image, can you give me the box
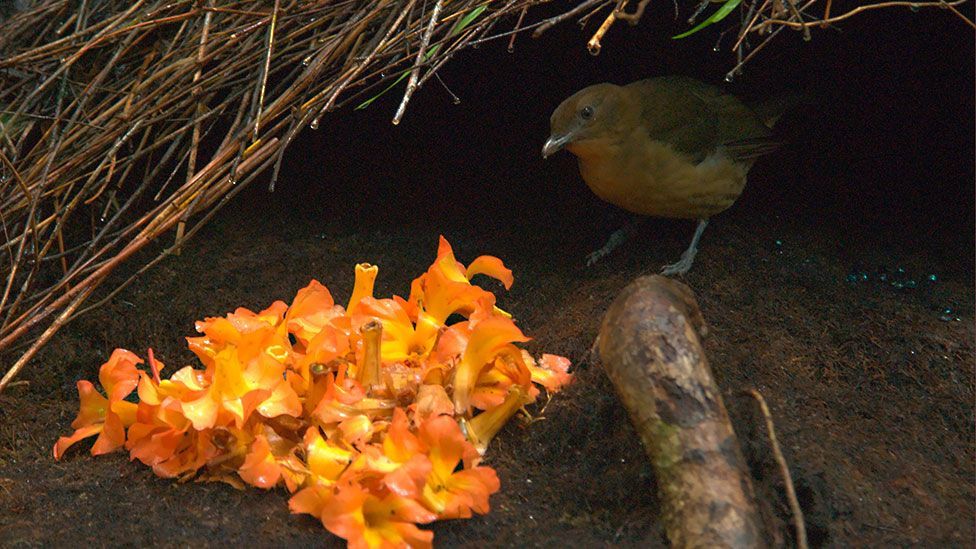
[598,275,765,548]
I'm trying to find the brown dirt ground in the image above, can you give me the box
[1,25,974,546]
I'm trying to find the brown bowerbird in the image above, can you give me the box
[543,75,788,275]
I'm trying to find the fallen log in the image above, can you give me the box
[599,275,765,548]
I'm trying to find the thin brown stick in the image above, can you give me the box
[745,389,808,549]
[613,0,652,24]
[394,0,444,125]
[507,6,529,51]
[532,0,607,37]
[587,2,620,55]
[0,285,95,393]
[759,0,971,30]
[253,0,279,138]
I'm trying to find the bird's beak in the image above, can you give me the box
[542,133,573,159]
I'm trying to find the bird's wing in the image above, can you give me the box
[627,76,778,164]
[627,77,720,164]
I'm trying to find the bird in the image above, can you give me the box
[542,75,785,275]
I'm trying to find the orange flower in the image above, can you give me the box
[526,352,573,394]
[320,482,436,549]
[470,354,536,411]
[53,237,573,547]
[431,236,513,290]
[418,416,500,519]
[180,345,300,430]
[239,434,284,489]
[464,384,533,455]
[288,426,356,524]
[188,301,290,368]
[452,315,529,414]
[409,385,454,425]
[53,349,142,459]
[347,263,379,312]
[311,368,395,426]
[406,236,513,325]
[291,318,352,395]
[351,409,431,499]
[286,280,344,346]
[353,296,437,363]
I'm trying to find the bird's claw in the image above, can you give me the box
[660,249,697,276]
[585,228,630,267]
[585,249,607,267]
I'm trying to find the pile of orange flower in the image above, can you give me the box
[53,236,572,548]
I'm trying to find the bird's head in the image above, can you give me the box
[542,83,633,159]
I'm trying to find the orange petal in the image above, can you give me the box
[410,385,455,425]
[435,467,500,519]
[289,484,333,519]
[71,380,109,430]
[305,427,353,482]
[453,316,529,414]
[257,378,302,420]
[127,424,185,466]
[529,353,574,393]
[180,390,220,431]
[238,435,282,489]
[465,255,514,289]
[90,410,127,456]
[111,400,139,427]
[98,348,142,402]
[53,424,103,460]
[434,236,467,282]
[383,453,432,499]
[338,415,374,446]
[286,279,339,345]
[383,408,422,460]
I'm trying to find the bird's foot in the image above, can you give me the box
[585,228,629,266]
[660,248,698,276]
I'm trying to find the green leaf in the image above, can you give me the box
[356,4,488,110]
[672,0,742,40]
[453,4,487,34]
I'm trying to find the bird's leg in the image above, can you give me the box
[661,219,709,276]
[586,218,643,266]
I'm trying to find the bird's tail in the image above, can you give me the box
[750,92,811,129]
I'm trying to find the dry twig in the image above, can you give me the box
[745,388,808,549]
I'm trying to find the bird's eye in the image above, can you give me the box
[580,105,594,120]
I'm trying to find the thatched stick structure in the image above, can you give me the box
[0,0,569,392]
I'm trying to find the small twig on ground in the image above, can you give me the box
[744,388,808,549]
